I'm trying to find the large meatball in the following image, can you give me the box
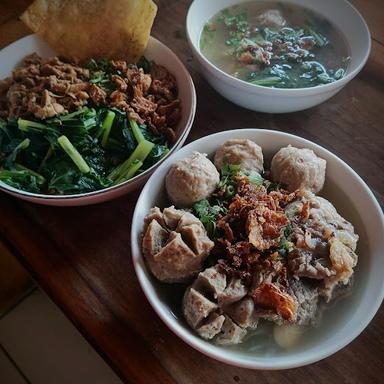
[214,139,264,173]
[166,152,220,207]
[142,206,214,283]
[270,145,326,193]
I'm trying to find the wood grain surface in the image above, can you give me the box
[0,1,383,383]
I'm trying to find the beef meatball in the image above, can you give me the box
[166,152,220,208]
[214,139,264,173]
[270,145,326,193]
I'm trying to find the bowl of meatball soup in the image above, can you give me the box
[131,129,384,369]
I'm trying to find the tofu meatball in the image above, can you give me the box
[271,145,326,193]
[142,207,214,283]
[214,139,264,173]
[166,152,220,208]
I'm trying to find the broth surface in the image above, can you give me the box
[200,1,350,88]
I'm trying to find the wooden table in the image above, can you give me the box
[0,1,383,383]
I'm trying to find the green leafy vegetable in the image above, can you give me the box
[86,59,114,91]
[0,102,169,194]
[242,170,264,186]
[0,170,41,193]
[250,77,282,87]
[4,138,30,169]
[278,236,294,257]
[193,199,227,239]
[307,27,328,47]
[218,163,240,198]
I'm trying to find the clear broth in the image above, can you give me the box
[200,1,350,88]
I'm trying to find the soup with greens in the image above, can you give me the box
[200,1,350,88]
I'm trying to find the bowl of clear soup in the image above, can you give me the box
[186,0,371,113]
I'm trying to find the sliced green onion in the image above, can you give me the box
[226,185,235,197]
[57,135,90,174]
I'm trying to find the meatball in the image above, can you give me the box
[270,145,326,193]
[214,139,264,173]
[142,207,214,283]
[255,9,287,29]
[166,152,219,208]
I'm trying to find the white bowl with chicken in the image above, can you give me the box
[186,0,371,113]
[0,34,196,206]
[131,129,384,369]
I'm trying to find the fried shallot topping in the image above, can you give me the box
[217,180,295,249]
[213,178,300,322]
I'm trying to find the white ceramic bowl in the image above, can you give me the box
[186,0,371,113]
[131,129,384,369]
[0,34,196,206]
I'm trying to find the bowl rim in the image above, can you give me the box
[131,128,384,369]
[186,0,371,96]
[0,34,197,200]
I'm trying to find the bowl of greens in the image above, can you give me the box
[186,0,370,113]
[0,35,196,205]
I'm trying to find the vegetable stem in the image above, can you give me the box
[109,139,154,182]
[250,77,282,86]
[59,108,89,121]
[108,162,125,182]
[129,118,145,143]
[14,163,46,185]
[101,110,116,148]
[308,27,326,47]
[57,135,90,174]
[17,138,31,151]
[17,119,48,131]
[115,159,143,184]
[38,145,53,173]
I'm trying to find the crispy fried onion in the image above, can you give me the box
[247,206,289,250]
[252,282,297,321]
[217,241,260,283]
[218,181,294,249]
